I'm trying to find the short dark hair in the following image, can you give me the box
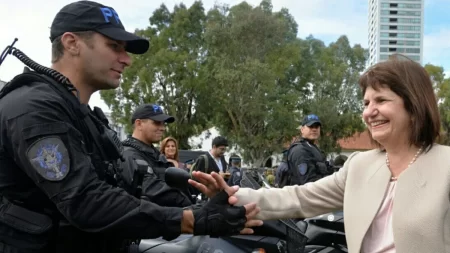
[358,54,441,151]
[212,136,228,148]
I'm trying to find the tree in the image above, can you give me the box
[100,2,211,149]
[300,35,367,155]
[99,0,368,162]
[424,64,450,144]
[203,1,303,165]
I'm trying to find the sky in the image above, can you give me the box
[0,0,449,113]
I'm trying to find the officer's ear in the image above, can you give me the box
[134,119,143,130]
[134,119,149,131]
[300,125,306,134]
[60,32,81,57]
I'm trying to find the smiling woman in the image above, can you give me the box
[192,54,450,253]
[160,136,186,169]
[359,55,441,154]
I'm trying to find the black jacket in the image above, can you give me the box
[284,138,333,186]
[227,166,242,186]
[192,152,228,174]
[0,78,183,252]
[121,137,193,208]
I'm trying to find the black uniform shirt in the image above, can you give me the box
[0,80,183,243]
[120,137,193,207]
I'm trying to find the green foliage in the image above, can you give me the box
[203,1,301,163]
[101,1,211,149]
[99,0,395,164]
[424,64,450,144]
[300,35,367,155]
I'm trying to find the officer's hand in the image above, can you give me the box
[190,171,244,205]
[192,189,262,236]
[189,171,226,198]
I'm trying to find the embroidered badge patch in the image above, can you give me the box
[298,163,308,175]
[27,137,70,181]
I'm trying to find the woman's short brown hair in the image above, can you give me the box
[358,54,440,151]
[160,137,179,161]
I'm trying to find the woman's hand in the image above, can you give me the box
[189,171,239,204]
[189,171,225,198]
[188,171,262,234]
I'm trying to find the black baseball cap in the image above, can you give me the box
[131,104,175,124]
[230,157,242,162]
[50,1,149,54]
[301,114,321,127]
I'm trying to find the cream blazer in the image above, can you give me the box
[235,144,450,253]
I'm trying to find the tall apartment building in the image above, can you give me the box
[368,0,424,66]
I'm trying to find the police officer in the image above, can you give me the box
[227,156,242,187]
[0,1,259,252]
[120,103,193,207]
[284,114,332,186]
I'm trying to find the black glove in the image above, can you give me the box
[193,190,247,237]
[316,161,331,175]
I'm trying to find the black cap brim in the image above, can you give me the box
[305,120,321,127]
[96,27,149,54]
[149,114,175,123]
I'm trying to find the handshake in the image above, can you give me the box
[180,171,263,237]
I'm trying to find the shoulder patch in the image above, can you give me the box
[298,163,308,175]
[27,136,70,181]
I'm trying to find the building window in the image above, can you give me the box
[389,48,398,52]
[382,3,421,9]
[381,10,421,16]
[405,48,420,53]
[381,40,420,46]
[398,3,421,8]
[381,25,419,31]
[397,33,420,38]
[409,55,420,61]
[398,18,421,24]
[381,33,420,39]
[397,25,421,31]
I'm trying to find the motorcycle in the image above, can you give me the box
[137,167,308,253]
[302,211,347,253]
[246,169,347,253]
[136,168,347,253]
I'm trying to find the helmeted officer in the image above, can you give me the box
[0,1,258,252]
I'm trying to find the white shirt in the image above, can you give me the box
[209,151,223,173]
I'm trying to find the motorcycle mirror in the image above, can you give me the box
[258,172,272,189]
[165,167,190,189]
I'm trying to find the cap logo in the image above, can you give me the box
[152,104,163,113]
[307,114,319,120]
[100,7,121,24]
